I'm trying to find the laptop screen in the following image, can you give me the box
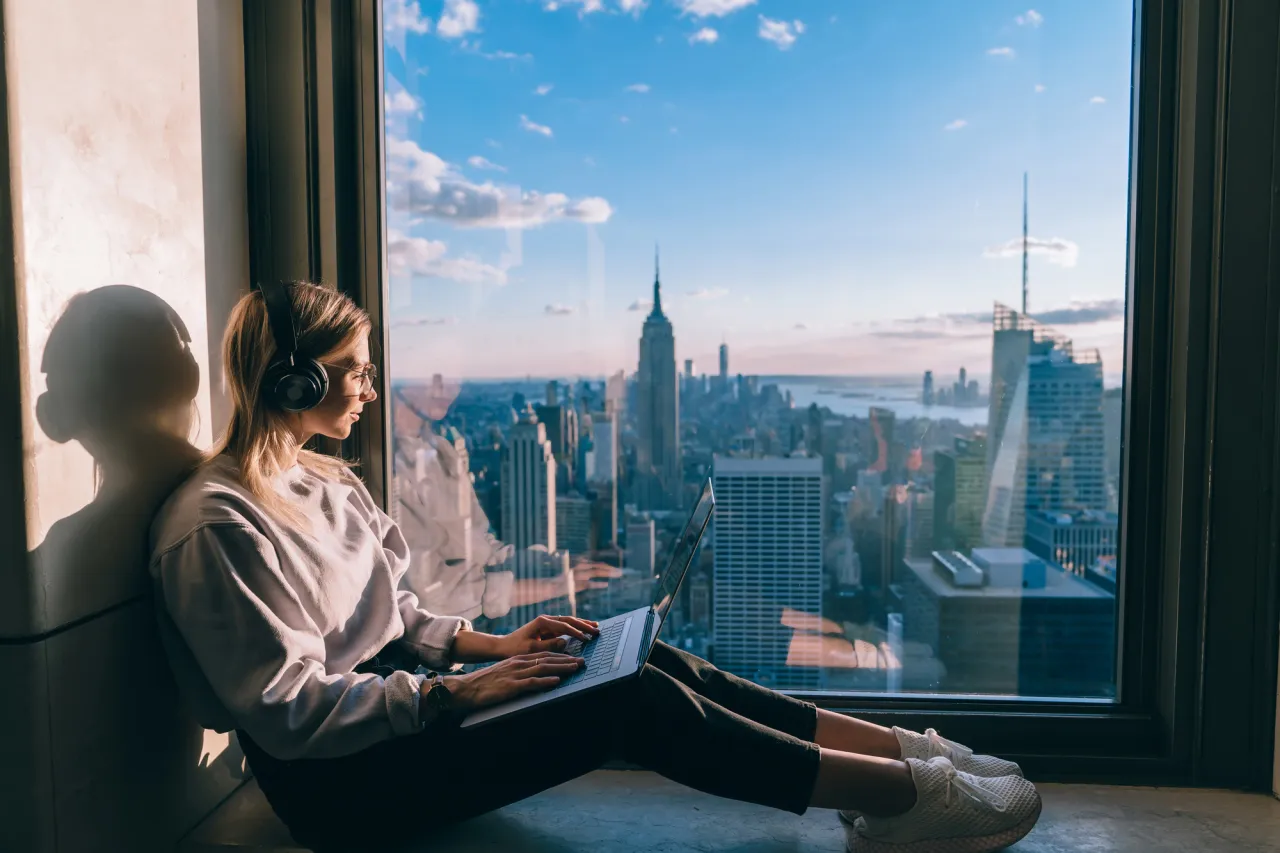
[649,479,715,633]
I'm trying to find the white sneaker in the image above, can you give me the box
[844,756,1042,853]
[838,728,1022,826]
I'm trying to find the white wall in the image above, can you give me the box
[0,0,249,849]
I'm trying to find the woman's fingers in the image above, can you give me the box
[535,616,590,641]
[514,657,583,674]
[516,676,564,694]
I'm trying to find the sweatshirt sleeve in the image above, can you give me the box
[155,521,429,760]
[376,506,473,669]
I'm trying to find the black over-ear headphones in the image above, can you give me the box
[258,280,330,412]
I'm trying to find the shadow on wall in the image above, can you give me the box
[31,285,248,841]
[33,285,204,591]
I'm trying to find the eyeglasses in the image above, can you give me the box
[318,361,378,395]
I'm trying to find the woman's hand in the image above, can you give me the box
[442,652,585,710]
[495,614,600,658]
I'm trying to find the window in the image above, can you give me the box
[379,0,1135,700]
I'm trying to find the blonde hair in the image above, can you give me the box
[208,281,371,526]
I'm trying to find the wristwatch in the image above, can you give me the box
[419,674,455,728]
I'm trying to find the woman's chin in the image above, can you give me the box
[320,422,353,441]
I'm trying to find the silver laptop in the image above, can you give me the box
[460,479,715,728]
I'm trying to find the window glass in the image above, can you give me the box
[381,0,1132,698]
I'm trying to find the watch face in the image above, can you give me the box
[429,681,452,712]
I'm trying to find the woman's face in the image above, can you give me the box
[298,336,377,441]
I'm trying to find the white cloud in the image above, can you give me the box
[627,299,653,312]
[584,156,597,167]
[545,304,576,315]
[391,315,458,327]
[675,0,756,18]
[386,136,615,228]
[619,115,631,123]
[486,138,502,149]
[1090,95,1107,104]
[437,0,480,38]
[685,288,729,300]
[987,46,1015,57]
[758,16,804,50]
[689,27,719,44]
[387,230,508,284]
[467,155,506,172]
[670,126,679,134]
[944,119,968,131]
[520,114,554,137]
[385,90,421,115]
[626,83,651,93]
[1016,9,1044,26]
[535,83,554,96]
[385,0,431,35]
[619,0,647,15]
[1034,83,1046,93]
[483,49,533,61]
[545,0,606,14]
[983,235,1080,268]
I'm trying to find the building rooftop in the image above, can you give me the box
[713,455,824,474]
[1028,509,1119,527]
[904,554,1113,600]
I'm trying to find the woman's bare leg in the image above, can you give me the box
[814,708,902,759]
[810,749,917,816]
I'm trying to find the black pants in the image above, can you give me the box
[239,642,822,852]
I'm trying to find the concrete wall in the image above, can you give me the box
[0,0,250,849]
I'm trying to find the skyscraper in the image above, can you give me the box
[719,342,729,386]
[586,411,619,549]
[923,370,935,406]
[636,251,681,509]
[713,456,824,690]
[626,518,655,576]
[501,406,557,553]
[984,304,1106,546]
[555,492,593,555]
[934,435,988,551]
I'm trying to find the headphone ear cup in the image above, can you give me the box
[263,358,329,412]
[299,358,330,407]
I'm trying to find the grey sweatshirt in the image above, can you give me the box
[148,454,472,761]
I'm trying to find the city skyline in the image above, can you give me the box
[382,0,1132,381]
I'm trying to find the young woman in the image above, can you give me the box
[150,282,1042,853]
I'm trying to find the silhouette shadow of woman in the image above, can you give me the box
[33,285,204,603]
[30,286,248,826]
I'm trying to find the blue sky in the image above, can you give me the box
[383,0,1134,383]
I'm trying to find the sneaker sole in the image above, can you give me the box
[845,798,1042,853]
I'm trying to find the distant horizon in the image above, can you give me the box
[390,370,1127,389]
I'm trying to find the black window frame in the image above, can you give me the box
[241,0,1279,789]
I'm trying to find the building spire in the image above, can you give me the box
[651,243,663,317]
[1021,172,1029,316]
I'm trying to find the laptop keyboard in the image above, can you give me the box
[558,621,626,687]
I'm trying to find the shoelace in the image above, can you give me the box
[940,762,1010,813]
[926,728,974,763]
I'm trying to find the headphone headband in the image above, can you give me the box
[258,280,299,364]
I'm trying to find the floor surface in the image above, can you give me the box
[182,771,1280,852]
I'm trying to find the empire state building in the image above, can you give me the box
[636,252,681,510]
